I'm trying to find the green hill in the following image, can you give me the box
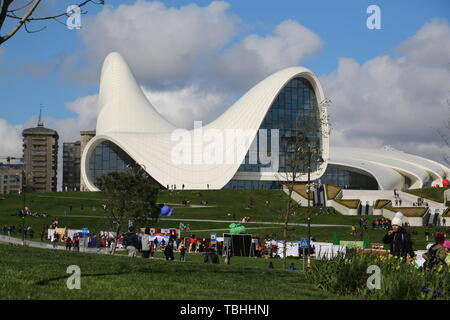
[405,187,449,203]
[0,244,337,300]
[0,190,434,248]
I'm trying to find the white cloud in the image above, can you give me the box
[56,1,324,130]
[210,19,323,90]
[143,86,232,129]
[0,94,99,189]
[321,19,450,165]
[64,1,239,87]
[61,1,323,94]
[0,119,23,158]
[4,3,450,191]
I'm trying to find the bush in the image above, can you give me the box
[306,251,449,300]
[334,199,360,209]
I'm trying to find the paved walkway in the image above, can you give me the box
[59,214,351,228]
[0,235,108,254]
[159,218,350,228]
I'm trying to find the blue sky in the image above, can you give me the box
[1,0,450,179]
[1,0,449,125]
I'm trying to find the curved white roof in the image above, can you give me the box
[81,52,329,190]
[329,147,450,190]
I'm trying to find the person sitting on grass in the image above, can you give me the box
[204,246,219,264]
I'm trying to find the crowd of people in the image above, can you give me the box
[372,217,391,229]
[120,227,222,263]
[2,224,34,238]
[414,197,429,207]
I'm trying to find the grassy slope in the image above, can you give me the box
[405,187,449,203]
[0,244,339,300]
[0,190,439,249]
[385,207,428,217]
[374,200,391,209]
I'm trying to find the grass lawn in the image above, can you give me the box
[405,187,449,203]
[0,244,341,300]
[385,207,428,217]
[0,190,442,251]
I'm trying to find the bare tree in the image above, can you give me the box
[0,0,104,45]
[276,97,331,269]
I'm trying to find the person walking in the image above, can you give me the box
[124,227,139,257]
[141,228,151,259]
[150,243,155,257]
[164,240,175,261]
[65,236,72,251]
[52,232,58,248]
[382,212,415,259]
[73,236,80,251]
[179,244,187,261]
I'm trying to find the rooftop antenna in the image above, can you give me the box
[37,104,44,127]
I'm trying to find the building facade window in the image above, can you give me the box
[230,77,323,189]
[320,165,378,190]
[88,141,137,188]
[239,77,322,174]
[223,179,282,190]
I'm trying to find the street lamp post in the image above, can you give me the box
[21,170,27,245]
[21,171,33,245]
[306,147,323,270]
[307,149,312,270]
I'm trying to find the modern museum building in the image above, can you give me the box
[80,53,449,192]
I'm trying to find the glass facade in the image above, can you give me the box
[320,165,378,190]
[88,141,137,188]
[229,77,323,189]
[223,179,282,190]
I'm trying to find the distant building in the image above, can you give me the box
[22,119,58,193]
[80,130,96,191]
[0,163,23,194]
[63,141,81,192]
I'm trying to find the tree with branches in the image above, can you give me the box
[96,166,160,255]
[0,0,104,45]
[276,97,331,269]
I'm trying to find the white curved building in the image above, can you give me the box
[324,146,450,190]
[81,52,329,190]
[81,52,449,192]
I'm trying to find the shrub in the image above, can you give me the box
[306,251,450,300]
[334,199,360,209]
[374,199,391,209]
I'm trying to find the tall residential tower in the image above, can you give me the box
[22,113,58,193]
